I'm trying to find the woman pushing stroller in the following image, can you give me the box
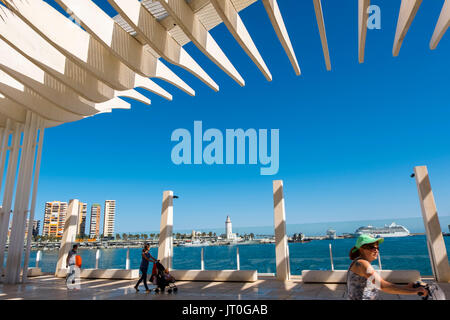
[134,244,158,293]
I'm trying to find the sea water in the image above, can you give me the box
[16,235,450,276]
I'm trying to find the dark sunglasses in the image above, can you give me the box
[361,244,379,250]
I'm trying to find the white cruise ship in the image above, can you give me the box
[353,222,410,238]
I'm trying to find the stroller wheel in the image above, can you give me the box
[173,287,178,292]
[168,288,172,293]
[154,288,160,293]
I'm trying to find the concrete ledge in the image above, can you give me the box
[80,269,139,280]
[301,270,421,284]
[27,267,42,277]
[55,268,139,279]
[171,270,258,282]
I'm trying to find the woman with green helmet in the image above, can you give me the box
[346,234,428,300]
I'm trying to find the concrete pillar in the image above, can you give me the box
[158,191,173,270]
[273,180,290,281]
[414,166,450,282]
[55,199,80,277]
[5,112,38,284]
[0,123,21,278]
[23,123,45,282]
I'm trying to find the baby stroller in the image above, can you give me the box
[151,261,178,293]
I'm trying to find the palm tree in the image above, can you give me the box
[143,234,148,240]
[122,233,128,241]
[116,233,121,240]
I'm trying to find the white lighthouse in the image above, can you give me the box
[225,215,235,240]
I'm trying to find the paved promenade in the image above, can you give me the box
[1,274,448,300]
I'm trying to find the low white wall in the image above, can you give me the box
[55,268,139,279]
[170,270,258,282]
[80,269,139,280]
[301,270,421,283]
[27,267,42,277]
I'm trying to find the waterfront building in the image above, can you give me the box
[89,204,101,239]
[103,200,116,239]
[77,202,87,237]
[42,201,67,238]
[326,229,337,239]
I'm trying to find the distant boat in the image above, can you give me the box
[353,222,410,238]
[178,239,211,247]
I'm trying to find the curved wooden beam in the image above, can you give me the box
[158,0,245,86]
[0,70,84,122]
[3,0,136,91]
[0,9,114,103]
[358,0,370,63]
[430,0,450,50]
[262,0,300,75]
[107,0,218,92]
[54,0,195,96]
[0,39,98,116]
[211,0,272,81]
[393,0,422,57]
[312,0,331,71]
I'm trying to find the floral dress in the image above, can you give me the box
[346,258,380,300]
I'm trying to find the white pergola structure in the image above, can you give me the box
[0,0,448,285]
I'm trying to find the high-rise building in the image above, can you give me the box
[77,202,87,237]
[42,201,68,238]
[7,219,40,242]
[89,204,101,239]
[103,200,116,238]
[32,220,40,238]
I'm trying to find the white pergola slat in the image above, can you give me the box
[0,70,84,123]
[107,0,218,92]
[158,0,245,87]
[262,0,300,75]
[0,9,114,103]
[393,0,423,57]
[211,0,272,81]
[54,0,195,96]
[430,0,450,50]
[358,0,370,63]
[312,0,331,71]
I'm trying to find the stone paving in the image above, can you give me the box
[2,274,449,300]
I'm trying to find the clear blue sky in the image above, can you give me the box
[35,0,450,233]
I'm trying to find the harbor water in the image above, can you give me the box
[12,235,450,276]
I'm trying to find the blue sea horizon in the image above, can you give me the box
[20,235,450,277]
[128,216,450,236]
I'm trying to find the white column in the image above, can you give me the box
[414,166,450,282]
[55,199,80,277]
[6,112,38,284]
[236,247,240,271]
[273,180,290,281]
[0,122,21,277]
[125,248,130,270]
[201,247,204,271]
[95,249,100,269]
[22,121,45,282]
[0,118,11,193]
[158,191,173,270]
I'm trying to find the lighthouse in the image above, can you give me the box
[225,216,233,240]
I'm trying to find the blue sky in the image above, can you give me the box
[34,0,450,233]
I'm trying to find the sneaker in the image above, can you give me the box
[146,289,151,293]
[134,285,139,292]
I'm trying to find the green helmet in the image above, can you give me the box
[351,234,384,253]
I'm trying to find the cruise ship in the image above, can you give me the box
[353,222,410,238]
